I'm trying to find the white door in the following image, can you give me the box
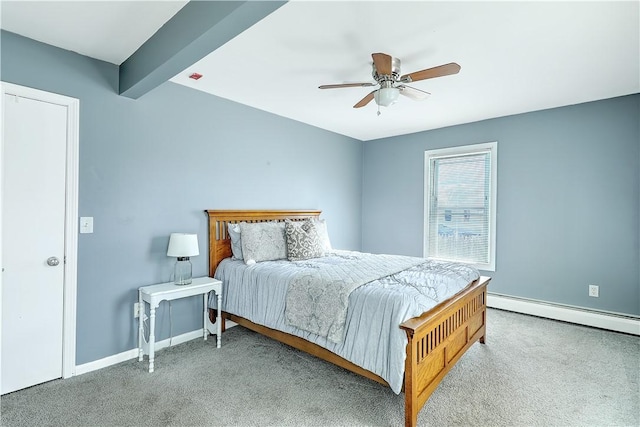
[1,93,68,394]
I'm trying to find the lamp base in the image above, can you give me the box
[174,257,192,285]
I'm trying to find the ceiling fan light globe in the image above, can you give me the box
[374,87,400,107]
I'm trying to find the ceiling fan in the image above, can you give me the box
[319,52,461,111]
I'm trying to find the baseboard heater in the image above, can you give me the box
[487,292,639,336]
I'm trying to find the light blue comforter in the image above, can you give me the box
[211,250,479,394]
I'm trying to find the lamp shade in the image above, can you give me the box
[374,87,400,107]
[167,233,199,257]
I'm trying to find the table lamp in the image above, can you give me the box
[167,233,199,285]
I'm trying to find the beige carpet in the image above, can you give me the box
[1,308,638,426]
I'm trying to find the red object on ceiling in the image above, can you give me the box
[189,73,203,80]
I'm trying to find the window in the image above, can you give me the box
[424,142,497,271]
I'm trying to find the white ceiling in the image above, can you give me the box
[0,0,188,65]
[2,1,639,141]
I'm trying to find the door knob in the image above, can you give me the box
[47,257,60,266]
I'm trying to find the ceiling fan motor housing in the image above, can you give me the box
[372,57,401,83]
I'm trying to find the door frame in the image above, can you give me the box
[1,82,79,380]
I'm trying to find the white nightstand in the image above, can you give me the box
[138,276,222,373]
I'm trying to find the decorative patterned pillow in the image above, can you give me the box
[239,221,287,264]
[313,218,332,252]
[285,219,325,261]
[227,222,244,260]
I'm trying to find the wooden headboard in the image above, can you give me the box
[205,210,322,277]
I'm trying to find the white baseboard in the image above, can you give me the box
[74,321,238,376]
[75,298,638,377]
[75,329,205,376]
[487,293,640,336]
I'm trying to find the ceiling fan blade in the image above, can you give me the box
[398,85,431,101]
[353,91,375,108]
[400,62,461,83]
[372,52,392,76]
[318,82,375,89]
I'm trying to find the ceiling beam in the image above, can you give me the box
[119,1,286,99]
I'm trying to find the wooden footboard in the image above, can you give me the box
[401,276,489,427]
[206,209,490,427]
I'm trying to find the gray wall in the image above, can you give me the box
[362,94,640,316]
[1,31,363,364]
[2,28,638,368]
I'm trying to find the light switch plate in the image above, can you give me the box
[80,217,93,234]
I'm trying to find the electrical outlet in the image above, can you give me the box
[134,302,140,318]
[589,285,599,298]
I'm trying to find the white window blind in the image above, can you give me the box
[424,142,497,271]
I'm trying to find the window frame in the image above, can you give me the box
[423,141,498,271]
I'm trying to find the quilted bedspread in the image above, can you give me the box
[212,251,480,393]
[284,252,425,343]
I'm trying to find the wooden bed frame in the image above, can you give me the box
[206,209,490,427]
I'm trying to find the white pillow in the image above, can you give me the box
[314,218,332,251]
[239,221,287,264]
[227,222,244,260]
